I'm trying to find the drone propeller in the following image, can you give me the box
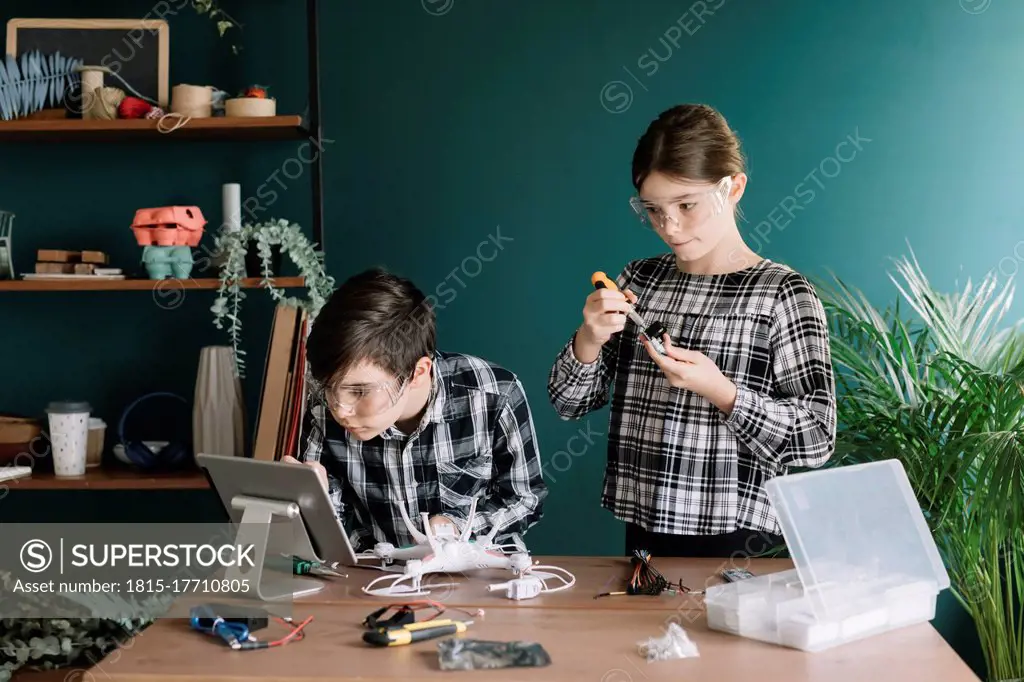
[480,517,504,548]
[458,497,479,543]
[395,496,429,545]
[421,511,443,556]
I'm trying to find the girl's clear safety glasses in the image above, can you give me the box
[629,176,733,231]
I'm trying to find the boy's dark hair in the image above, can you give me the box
[306,268,436,388]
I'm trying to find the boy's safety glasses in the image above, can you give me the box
[325,376,409,417]
[629,176,733,231]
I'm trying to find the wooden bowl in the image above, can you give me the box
[0,415,42,444]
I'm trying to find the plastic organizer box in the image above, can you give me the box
[704,459,950,652]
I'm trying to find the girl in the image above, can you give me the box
[547,103,837,559]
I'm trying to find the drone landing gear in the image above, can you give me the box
[361,563,461,598]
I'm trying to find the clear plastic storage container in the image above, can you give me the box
[704,459,949,652]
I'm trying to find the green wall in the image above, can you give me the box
[3,2,1020,676]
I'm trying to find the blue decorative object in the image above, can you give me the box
[142,245,193,279]
[0,50,84,121]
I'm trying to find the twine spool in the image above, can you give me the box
[224,97,276,117]
[89,87,125,120]
[79,68,105,120]
[171,84,214,118]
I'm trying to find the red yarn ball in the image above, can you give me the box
[118,96,152,119]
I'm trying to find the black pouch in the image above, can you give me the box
[437,639,552,670]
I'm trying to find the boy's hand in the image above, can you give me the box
[280,455,329,493]
[641,333,738,415]
[428,515,457,534]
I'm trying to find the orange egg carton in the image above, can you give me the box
[130,206,207,247]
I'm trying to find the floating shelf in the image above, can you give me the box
[0,115,309,142]
[0,277,306,292]
[5,468,210,490]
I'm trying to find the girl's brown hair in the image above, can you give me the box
[631,103,746,190]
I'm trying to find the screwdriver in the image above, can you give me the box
[591,272,667,355]
[292,557,347,578]
[362,619,473,647]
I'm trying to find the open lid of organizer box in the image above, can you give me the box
[704,459,951,652]
[766,458,950,619]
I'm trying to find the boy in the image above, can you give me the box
[286,267,547,552]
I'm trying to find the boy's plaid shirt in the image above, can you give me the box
[300,351,547,550]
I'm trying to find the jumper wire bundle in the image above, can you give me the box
[596,549,689,598]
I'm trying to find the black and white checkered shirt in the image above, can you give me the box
[548,255,836,536]
[300,351,547,551]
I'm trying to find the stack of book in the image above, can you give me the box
[252,304,309,461]
[25,249,123,279]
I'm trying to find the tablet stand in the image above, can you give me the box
[223,494,326,601]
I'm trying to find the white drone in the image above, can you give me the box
[357,497,575,599]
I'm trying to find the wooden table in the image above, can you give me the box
[13,557,982,682]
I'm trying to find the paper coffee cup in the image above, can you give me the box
[46,401,92,477]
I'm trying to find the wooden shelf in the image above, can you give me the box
[0,277,306,291]
[5,468,210,490]
[0,115,308,142]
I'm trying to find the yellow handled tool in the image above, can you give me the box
[362,619,473,647]
[591,271,666,355]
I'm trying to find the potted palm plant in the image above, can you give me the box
[816,248,1024,682]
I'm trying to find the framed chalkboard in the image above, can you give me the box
[6,18,169,108]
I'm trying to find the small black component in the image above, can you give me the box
[645,321,666,341]
[363,605,416,630]
[191,603,269,632]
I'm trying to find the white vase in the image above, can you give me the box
[193,346,245,457]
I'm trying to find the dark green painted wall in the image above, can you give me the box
[4,2,1019,677]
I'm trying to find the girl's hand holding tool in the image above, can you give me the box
[575,288,637,354]
[640,333,738,415]
[573,276,639,364]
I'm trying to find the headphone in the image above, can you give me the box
[118,392,193,470]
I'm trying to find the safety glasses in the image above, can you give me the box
[629,176,733,231]
[324,375,410,417]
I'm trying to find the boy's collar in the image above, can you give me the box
[381,351,455,438]
[422,350,458,424]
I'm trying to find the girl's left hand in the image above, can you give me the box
[641,333,738,414]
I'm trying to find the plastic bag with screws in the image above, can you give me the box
[636,622,700,662]
[437,638,552,670]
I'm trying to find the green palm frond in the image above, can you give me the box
[818,247,1024,680]
[888,244,1024,372]
[0,50,83,121]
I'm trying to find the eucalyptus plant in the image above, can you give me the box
[191,0,242,54]
[0,570,175,681]
[211,218,335,378]
[816,248,1024,681]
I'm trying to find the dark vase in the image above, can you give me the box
[245,243,283,277]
